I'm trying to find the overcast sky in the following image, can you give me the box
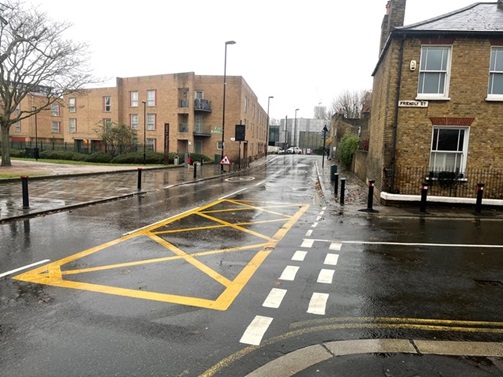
[31,0,477,121]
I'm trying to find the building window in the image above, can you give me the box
[430,127,468,173]
[68,98,76,113]
[51,103,60,116]
[130,91,138,107]
[147,138,156,152]
[69,118,77,133]
[417,46,451,99]
[147,113,156,130]
[14,120,21,132]
[130,114,139,130]
[147,90,156,106]
[217,141,223,150]
[195,91,204,100]
[488,47,503,100]
[195,114,204,133]
[103,96,111,112]
[103,118,112,129]
[51,121,61,133]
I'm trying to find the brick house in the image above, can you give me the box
[367,0,503,202]
[14,72,267,163]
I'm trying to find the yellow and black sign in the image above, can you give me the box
[14,199,308,310]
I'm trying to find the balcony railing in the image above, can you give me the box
[194,99,211,112]
[193,124,212,137]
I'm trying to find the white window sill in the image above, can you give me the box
[416,96,451,101]
[486,96,503,102]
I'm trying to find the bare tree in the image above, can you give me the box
[0,0,96,166]
[331,90,371,119]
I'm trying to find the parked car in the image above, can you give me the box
[286,146,302,154]
[267,146,284,154]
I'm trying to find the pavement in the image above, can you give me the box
[2,157,503,376]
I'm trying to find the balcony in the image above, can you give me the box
[194,99,211,112]
[193,124,212,137]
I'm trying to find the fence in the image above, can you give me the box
[394,167,503,200]
[5,140,151,155]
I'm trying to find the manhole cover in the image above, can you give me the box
[225,176,256,182]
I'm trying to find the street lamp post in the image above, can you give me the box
[294,108,299,148]
[142,101,146,165]
[265,96,273,157]
[221,40,236,172]
[322,125,328,168]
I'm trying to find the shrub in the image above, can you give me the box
[10,149,26,158]
[85,152,113,163]
[338,133,359,168]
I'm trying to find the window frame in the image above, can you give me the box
[429,126,469,174]
[69,118,77,133]
[51,103,61,116]
[147,113,156,131]
[68,97,76,113]
[103,96,112,112]
[147,90,156,107]
[130,114,139,130]
[417,45,452,100]
[51,121,61,133]
[130,91,139,107]
[146,138,156,152]
[487,46,503,101]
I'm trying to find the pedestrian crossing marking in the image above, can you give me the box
[13,199,309,310]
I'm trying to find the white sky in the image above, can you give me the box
[31,0,477,120]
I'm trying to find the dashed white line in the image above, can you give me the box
[324,253,339,266]
[263,288,287,308]
[301,239,314,248]
[316,216,322,221]
[317,269,335,284]
[240,315,273,345]
[292,251,307,261]
[307,292,329,315]
[305,229,313,237]
[0,259,50,278]
[319,211,325,216]
[311,222,318,228]
[279,265,300,281]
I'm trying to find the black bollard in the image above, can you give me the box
[475,182,485,215]
[340,178,346,205]
[334,173,339,196]
[137,168,142,191]
[367,180,375,211]
[420,182,428,213]
[193,163,197,179]
[21,176,29,209]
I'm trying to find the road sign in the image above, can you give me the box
[219,155,231,165]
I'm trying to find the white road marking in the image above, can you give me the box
[301,239,314,248]
[310,238,503,249]
[316,216,322,221]
[311,222,318,228]
[307,292,329,315]
[240,315,273,345]
[319,211,325,216]
[324,253,339,266]
[330,242,342,251]
[292,251,307,261]
[317,269,335,284]
[305,229,313,237]
[0,259,50,278]
[263,288,287,308]
[322,207,326,210]
[279,265,300,281]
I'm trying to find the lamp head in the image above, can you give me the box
[226,40,236,45]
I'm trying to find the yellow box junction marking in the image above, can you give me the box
[14,199,309,310]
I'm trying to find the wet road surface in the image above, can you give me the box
[1,155,502,376]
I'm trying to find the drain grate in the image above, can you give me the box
[474,279,503,287]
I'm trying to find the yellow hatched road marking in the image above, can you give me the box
[14,199,309,310]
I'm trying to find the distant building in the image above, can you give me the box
[277,117,327,152]
[11,72,267,163]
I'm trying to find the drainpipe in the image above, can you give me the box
[390,36,405,193]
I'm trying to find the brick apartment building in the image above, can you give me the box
[12,72,267,163]
[367,0,503,201]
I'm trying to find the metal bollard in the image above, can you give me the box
[475,182,485,215]
[367,180,375,211]
[21,176,29,209]
[340,178,346,205]
[420,182,428,213]
[137,168,142,191]
[334,173,339,196]
[193,163,197,179]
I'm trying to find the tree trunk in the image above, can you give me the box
[1,124,12,166]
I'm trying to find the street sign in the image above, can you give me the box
[219,155,231,165]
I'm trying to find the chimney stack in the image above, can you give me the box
[379,0,407,54]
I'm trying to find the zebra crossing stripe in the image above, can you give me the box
[263,288,287,308]
[307,292,329,315]
[330,242,342,251]
[279,265,300,281]
[301,239,314,248]
[292,251,307,261]
[240,315,273,345]
[324,253,339,266]
[317,269,335,284]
